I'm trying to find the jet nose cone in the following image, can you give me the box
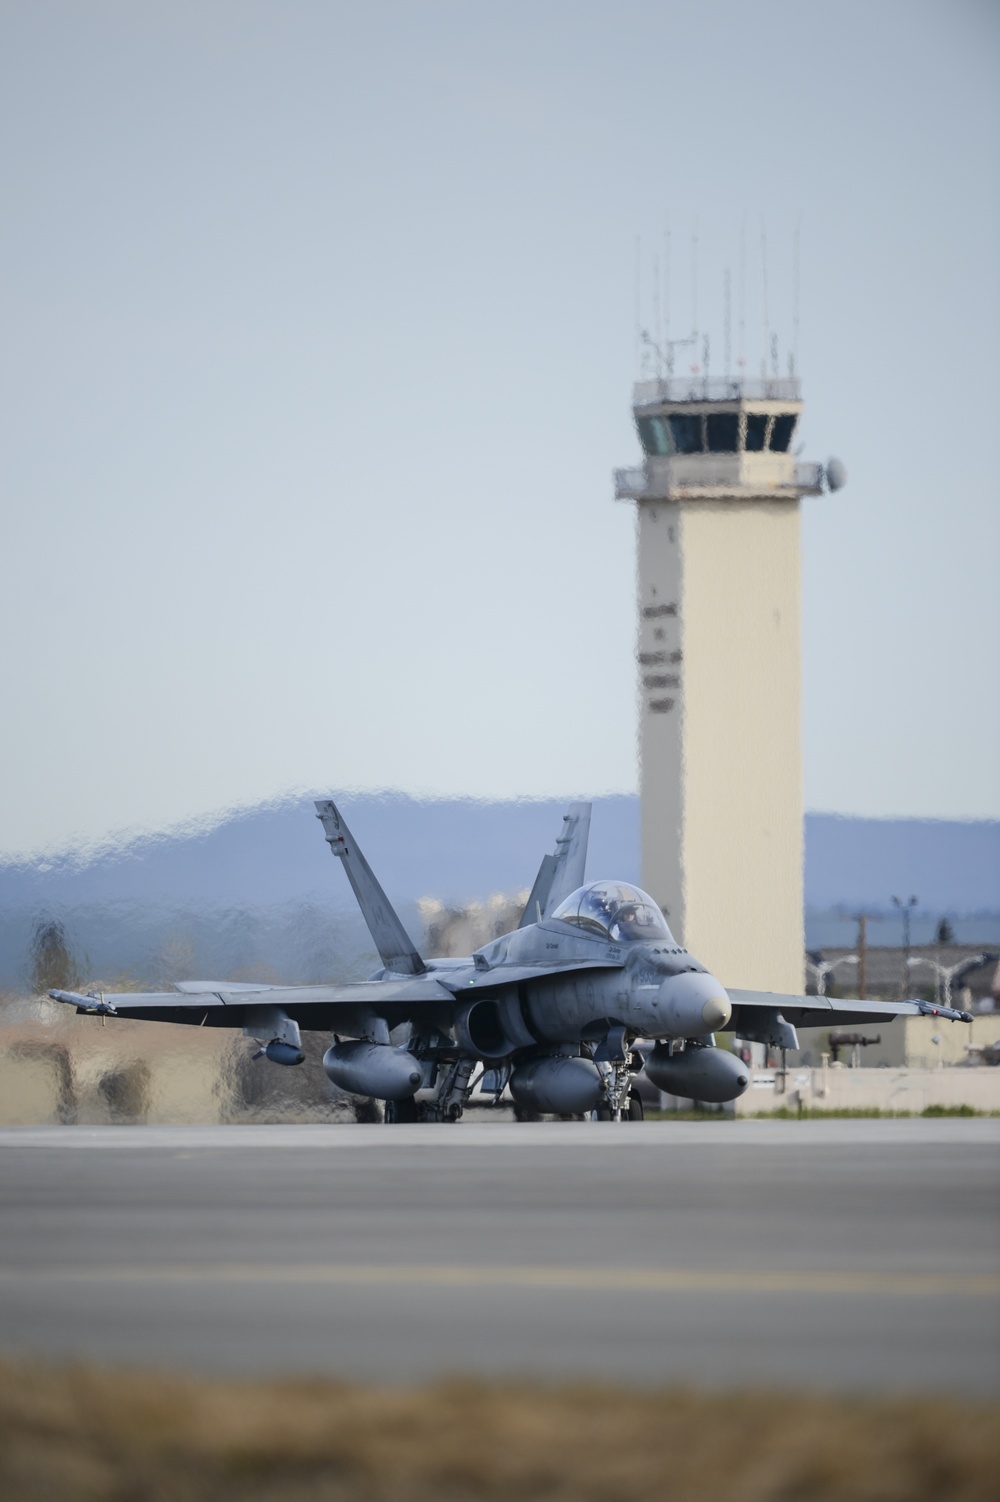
[657,971,732,1035]
[701,986,732,1031]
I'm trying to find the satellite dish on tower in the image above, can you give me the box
[825,457,847,491]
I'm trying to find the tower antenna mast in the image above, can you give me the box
[691,223,699,356]
[664,219,671,370]
[791,220,801,378]
[732,219,738,373]
[723,265,732,382]
[760,224,769,381]
[634,235,642,377]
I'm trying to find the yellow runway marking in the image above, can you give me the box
[0,1265,996,1297]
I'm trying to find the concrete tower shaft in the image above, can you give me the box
[615,375,829,993]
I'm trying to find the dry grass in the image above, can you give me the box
[0,1358,995,1502]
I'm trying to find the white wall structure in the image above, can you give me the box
[616,377,835,992]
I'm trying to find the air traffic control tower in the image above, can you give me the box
[615,376,842,993]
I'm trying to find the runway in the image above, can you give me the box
[1,1120,997,1393]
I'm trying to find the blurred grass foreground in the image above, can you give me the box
[0,993,355,1125]
[0,1359,994,1502]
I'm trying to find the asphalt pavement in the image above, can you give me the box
[0,1119,997,1393]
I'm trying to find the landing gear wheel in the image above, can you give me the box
[352,1096,384,1124]
[384,1096,419,1124]
[593,1091,642,1122]
[513,1105,542,1122]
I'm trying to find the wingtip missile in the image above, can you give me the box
[912,999,974,1024]
[48,989,118,1016]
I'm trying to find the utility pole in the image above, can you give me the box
[892,894,918,1000]
[844,914,882,999]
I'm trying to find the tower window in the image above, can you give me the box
[637,415,671,456]
[745,413,768,451]
[769,414,797,452]
[706,413,739,452]
[667,414,703,454]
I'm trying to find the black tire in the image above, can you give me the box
[627,1089,644,1122]
[513,1104,542,1122]
[384,1096,419,1124]
[352,1096,384,1124]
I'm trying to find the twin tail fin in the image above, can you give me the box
[315,800,426,976]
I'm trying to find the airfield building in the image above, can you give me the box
[615,376,838,993]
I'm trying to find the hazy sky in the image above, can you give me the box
[2,0,998,857]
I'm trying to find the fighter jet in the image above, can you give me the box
[50,800,971,1121]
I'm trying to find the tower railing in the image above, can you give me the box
[614,459,825,500]
[634,376,802,406]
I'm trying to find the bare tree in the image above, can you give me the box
[29,918,80,995]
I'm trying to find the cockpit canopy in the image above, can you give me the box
[550,882,673,943]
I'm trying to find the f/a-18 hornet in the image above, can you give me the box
[51,801,971,1121]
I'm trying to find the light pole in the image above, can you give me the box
[892,895,918,1000]
[908,953,996,1009]
[806,954,859,997]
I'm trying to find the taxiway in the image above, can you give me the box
[0,1119,997,1393]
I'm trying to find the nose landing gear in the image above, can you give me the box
[593,1057,644,1121]
[593,1088,644,1122]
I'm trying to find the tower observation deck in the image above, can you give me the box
[615,372,842,993]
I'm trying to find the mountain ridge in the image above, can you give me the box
[2,793,996,912]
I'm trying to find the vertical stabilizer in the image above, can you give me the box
[517,853,558,929]
[315,800,426,976]
[518,802,592,925]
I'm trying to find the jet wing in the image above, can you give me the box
[726,988,972,1049]
[172,981,285,994]
[50,976,458,1028]
[50,954,623,1029]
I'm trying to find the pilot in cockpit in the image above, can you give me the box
[610,903,641,940]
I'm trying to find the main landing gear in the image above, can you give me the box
[368,1044,648,1124]
[593,1087,644,1122]
[383,1097,418,1123]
